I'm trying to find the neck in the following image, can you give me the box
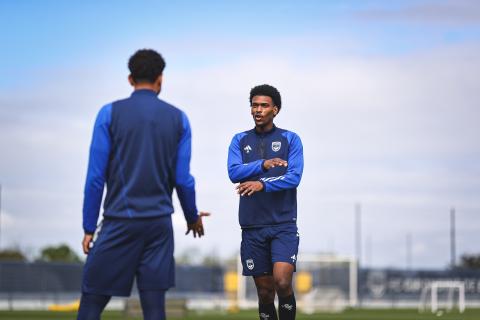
[255,122,274,133]
[134,83,159,94]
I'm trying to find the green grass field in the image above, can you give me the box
[0,309,479,320]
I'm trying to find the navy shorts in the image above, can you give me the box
[82,215,175,296]
[240,223,299,276]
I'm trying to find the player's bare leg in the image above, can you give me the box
[273,262,296,320]
[254,275,277,320]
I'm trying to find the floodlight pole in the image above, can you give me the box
[355,203,362,267]
[450,207,456,268]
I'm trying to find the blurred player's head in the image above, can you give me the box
[128,49,166,93]
[249,84,281,130]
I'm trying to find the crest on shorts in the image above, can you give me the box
[272,141,281,152]
[246,259,254,270]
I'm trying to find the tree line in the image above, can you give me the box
[0,244,81,263]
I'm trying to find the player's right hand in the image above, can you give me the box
[82,234,94,255]
[263,158,288,170]
[186,211,210,238]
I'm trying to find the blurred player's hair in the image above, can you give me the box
[128,49,166,84]
[249,84,282,110]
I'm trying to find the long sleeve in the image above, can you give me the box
[175,112,199,224]
[82,104,112,234]
[261,132,304,192]
[227,133,265,183]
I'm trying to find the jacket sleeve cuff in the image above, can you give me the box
[186,212,199,225]
[83,229,95,235]
[261,160,267,172]
[260,180,267,192]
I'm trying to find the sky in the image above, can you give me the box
[0,0,479,269]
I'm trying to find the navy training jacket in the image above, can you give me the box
[82,89,198,234]
[228,125,304,228]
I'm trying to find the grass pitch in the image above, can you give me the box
[0,308,479,320]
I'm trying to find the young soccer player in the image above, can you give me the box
[78,49,209,320]
[228,84,304,320]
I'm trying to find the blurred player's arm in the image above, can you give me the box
[82,104,112,254]
[227,134,266,183]
[175,112,209,238]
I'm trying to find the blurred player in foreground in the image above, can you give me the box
[78,49,209,320]
[228,84,304,320]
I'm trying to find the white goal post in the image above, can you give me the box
[419,280,465,313]
[236,254,358,312]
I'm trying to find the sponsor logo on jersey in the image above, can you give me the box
[272,141,281,152]
[260,313,270,319]
[246,259,254,270]
[244,145,252,154]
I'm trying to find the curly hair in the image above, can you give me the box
[128,49,166,83]
[249,84,282,110]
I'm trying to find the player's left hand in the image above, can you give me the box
[186,211,210,238]
[237,181,264,196]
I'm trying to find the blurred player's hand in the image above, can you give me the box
[82,234,94,254]
[186,211,210,238]
[237,181,264,196]
[263,158,287,170]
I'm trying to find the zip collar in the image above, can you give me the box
[254,124,277,136]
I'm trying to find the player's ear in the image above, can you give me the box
[155,74,163,93]
[128,74,135,86]
[273,106,279,116]
[155,74,163,84]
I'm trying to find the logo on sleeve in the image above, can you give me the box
[272,141,281,152]
[244,145,252,154]
[246,259,254,270]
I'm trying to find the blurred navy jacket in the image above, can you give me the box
[82,89,198,234]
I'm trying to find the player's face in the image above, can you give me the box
[251,95,278,129]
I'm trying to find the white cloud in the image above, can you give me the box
[0,36,479,268]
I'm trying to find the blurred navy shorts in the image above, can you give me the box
[82,215,174,296]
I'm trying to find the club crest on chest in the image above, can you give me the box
[272,141,281,152]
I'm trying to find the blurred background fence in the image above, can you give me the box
[1,258,480,311]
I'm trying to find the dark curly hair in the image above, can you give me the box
[128,49,166,84]
[249,84,282,110]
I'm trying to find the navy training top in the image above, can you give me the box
[82,89,198,234]
[227,125,304,228]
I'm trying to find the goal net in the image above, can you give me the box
[418,281,465,313]
[236,254,358,313]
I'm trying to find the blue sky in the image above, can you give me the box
[3,0,478,73]
[0,0,479,268]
